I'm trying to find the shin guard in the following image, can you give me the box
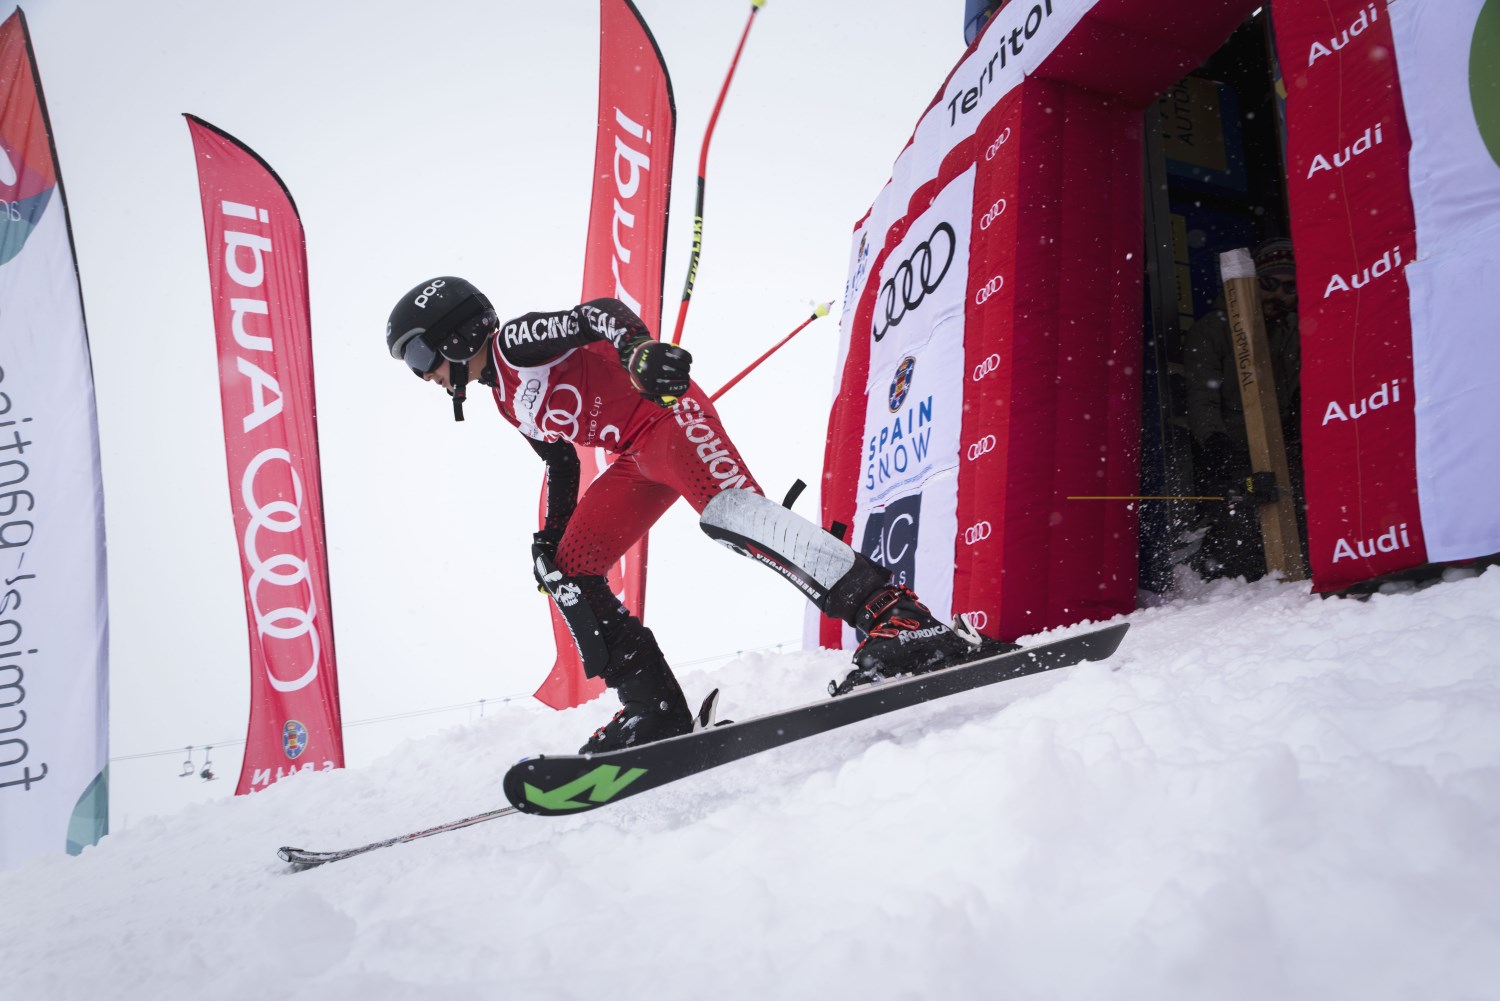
[699,488,889,625]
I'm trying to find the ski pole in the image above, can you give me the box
[671,0,765,346]
[709,302,829,403]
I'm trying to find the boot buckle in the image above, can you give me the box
[950,613,986,648]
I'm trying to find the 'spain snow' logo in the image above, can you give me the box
[865,393,936,500]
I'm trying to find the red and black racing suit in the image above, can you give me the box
[483,298,761,679]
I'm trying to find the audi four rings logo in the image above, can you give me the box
[967,435,997,461]
[979,199,1007,231]
[985,128,1011,160]
[520,378,542,411]
[872,221,956,343]
[241,448,321,694]
[958,610,989,631]
[972,353,1001,381]
[963,521,993,545]
[974,275,1004,306]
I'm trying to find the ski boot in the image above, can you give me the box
[580,651,693,754]
[830,585,1011,696]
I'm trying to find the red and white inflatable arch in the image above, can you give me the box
[819,0,1500,649]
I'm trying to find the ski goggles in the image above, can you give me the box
[401,308,497,377]
[1258,274,1296,295]
[402,335,442,376]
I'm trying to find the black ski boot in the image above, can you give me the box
[564,575,695,754]
[692,491,1020,698]
[581,652,693,754]
[831,585,991,695]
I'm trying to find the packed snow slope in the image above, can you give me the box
[5,568,1499,1001]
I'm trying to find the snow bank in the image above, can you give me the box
[4,568,1499,1001]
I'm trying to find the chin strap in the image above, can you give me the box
[449,359,467,421]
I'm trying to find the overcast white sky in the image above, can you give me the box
[16,1,970,823]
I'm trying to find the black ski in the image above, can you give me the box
[278,806,520,870]
[503,622,1128,816]
[278,623,1126,867]
[276,689,728,869]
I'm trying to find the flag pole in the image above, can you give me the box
[670,0,765,346]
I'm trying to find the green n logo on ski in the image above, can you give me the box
[524,764,647,811]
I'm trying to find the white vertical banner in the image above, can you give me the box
[0,9,109,870]
[1391,0,1500,562]
[846,170,974,646]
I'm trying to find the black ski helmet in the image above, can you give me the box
[386,276,497,375]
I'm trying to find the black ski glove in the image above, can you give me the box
[531,528,563,592]
[624,337,692,405]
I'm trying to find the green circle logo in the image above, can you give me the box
[1474,0,1500,166]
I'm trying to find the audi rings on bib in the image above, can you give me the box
[963,520,993,546]
[871,222,956,342]
[967,434,998,461]
[540,383,584,441]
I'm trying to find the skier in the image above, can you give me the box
[386,277,1002,752]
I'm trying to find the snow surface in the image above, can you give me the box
[4,568,1500,1001]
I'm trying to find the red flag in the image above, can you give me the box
[533,0,675,709]
[185,116,344,792]
[1271,0,1423,589]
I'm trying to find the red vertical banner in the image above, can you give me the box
[954,90,1022,640]
[533,0,676,709]
[958,80,1141,640]
[582,0,674,335]
[185,116,344,793]
[1271,0,1423,588]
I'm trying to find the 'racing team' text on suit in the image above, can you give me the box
[485,297,762,578]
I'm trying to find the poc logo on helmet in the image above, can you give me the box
[413,279,447,309]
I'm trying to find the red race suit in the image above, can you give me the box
[486,298,762,577]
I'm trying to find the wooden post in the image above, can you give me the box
[1218,248,1307,581]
